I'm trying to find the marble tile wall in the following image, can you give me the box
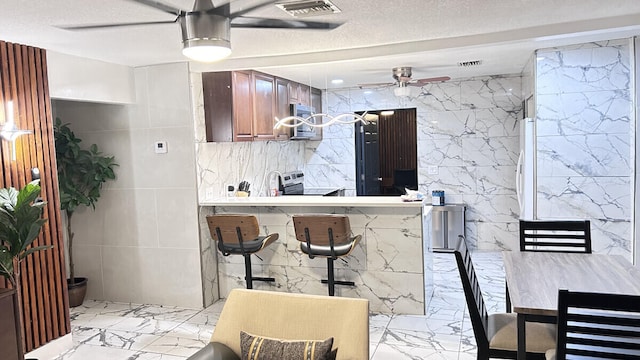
[535,39,634,258]
[311,75,523,250]
[53,62,203,308]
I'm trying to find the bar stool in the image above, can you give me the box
[206,214,279,289]
[292,214,361,296]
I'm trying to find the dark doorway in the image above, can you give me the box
[355,114,380,195]
[355,108,418,196]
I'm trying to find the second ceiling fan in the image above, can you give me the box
[60,0,343,62]
[359,66,450,96]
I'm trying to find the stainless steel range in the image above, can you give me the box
[280,171,344,196]
[281,171,304,195]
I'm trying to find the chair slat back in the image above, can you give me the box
[520,220,592,253]
[453,235,490,347]
[292,215,352,246]
[206,214,260,244]
[556,289,640,359]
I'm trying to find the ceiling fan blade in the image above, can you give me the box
[207,2,230,16]
[59,19,177,31]
[412,76,451,85]
[229,0,274,19]
[357,82,394,89]
[128,0,184,16]
[231,16,342,29]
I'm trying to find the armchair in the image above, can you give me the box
[188,289,370,360]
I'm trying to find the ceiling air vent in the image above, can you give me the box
[276,0,342,18]
[458,60,482,67]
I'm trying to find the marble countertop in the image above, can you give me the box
[200,196,426,208]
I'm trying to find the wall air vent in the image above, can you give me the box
[458,60,482,67]
[276,0,341,18]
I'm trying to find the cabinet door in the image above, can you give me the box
[298,84,311,106]
[274,78,291,140]
[310,87,323,140]
[252,72,276,140]
[232,71,254,142]
[202,72,233,142]
[288,81,311,106]
[288,82,299,104]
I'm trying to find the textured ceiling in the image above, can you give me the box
[2,0,640,88]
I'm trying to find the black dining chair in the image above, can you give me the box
[547,289,640,360]
[519,220,592,253]
[453,235,556,360]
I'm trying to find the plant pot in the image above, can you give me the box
[67,277,88,308]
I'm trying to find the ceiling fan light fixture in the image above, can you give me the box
[394,86,411,97]
[181,12,232,62]
[182,39,231,62]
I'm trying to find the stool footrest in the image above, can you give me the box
[321,279,355,286]
[250,276,275,283]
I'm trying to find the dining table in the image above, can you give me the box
[502,251,640,360]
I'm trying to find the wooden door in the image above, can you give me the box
[274,78,291,140]
[232,71,254,141]
[379,108,417,194]
[252,72,276,140]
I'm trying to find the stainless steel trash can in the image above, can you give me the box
[431,204,465,250]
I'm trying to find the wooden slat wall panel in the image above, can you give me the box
[0,40,69,353]
[378,108,418,183]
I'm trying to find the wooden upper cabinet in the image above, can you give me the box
[298,83,311,106]
[202,70,321,142]
[251,71,276,140]
[288,82,299,104]
[310,87,323,140]
[232,71,254,142]
[289,81,311,106]
[275,78,292,140]
[202,71,234,142]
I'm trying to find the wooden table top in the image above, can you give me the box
[503,251,640,316]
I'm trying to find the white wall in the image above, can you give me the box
[47,51,135,104]
[54,62,202,308]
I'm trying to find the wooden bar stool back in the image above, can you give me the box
[292,214,361,296]
[206,214,279,289]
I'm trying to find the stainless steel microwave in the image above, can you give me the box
[290,104,317,139]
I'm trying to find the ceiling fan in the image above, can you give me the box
[359,66,450,97]
[59,0,343,62]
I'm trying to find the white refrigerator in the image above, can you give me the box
[516,117,535,220]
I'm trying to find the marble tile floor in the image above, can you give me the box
[51,252,505,360]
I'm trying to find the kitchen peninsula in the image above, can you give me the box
[199,196,433,315]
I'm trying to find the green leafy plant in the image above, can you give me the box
[0,181,50,288]
[54,118,117,284]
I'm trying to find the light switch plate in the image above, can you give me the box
[427,166,439,175]
[155,141,168,154]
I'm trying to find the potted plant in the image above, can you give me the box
[0,181,51,354]
[54,118,117,307]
